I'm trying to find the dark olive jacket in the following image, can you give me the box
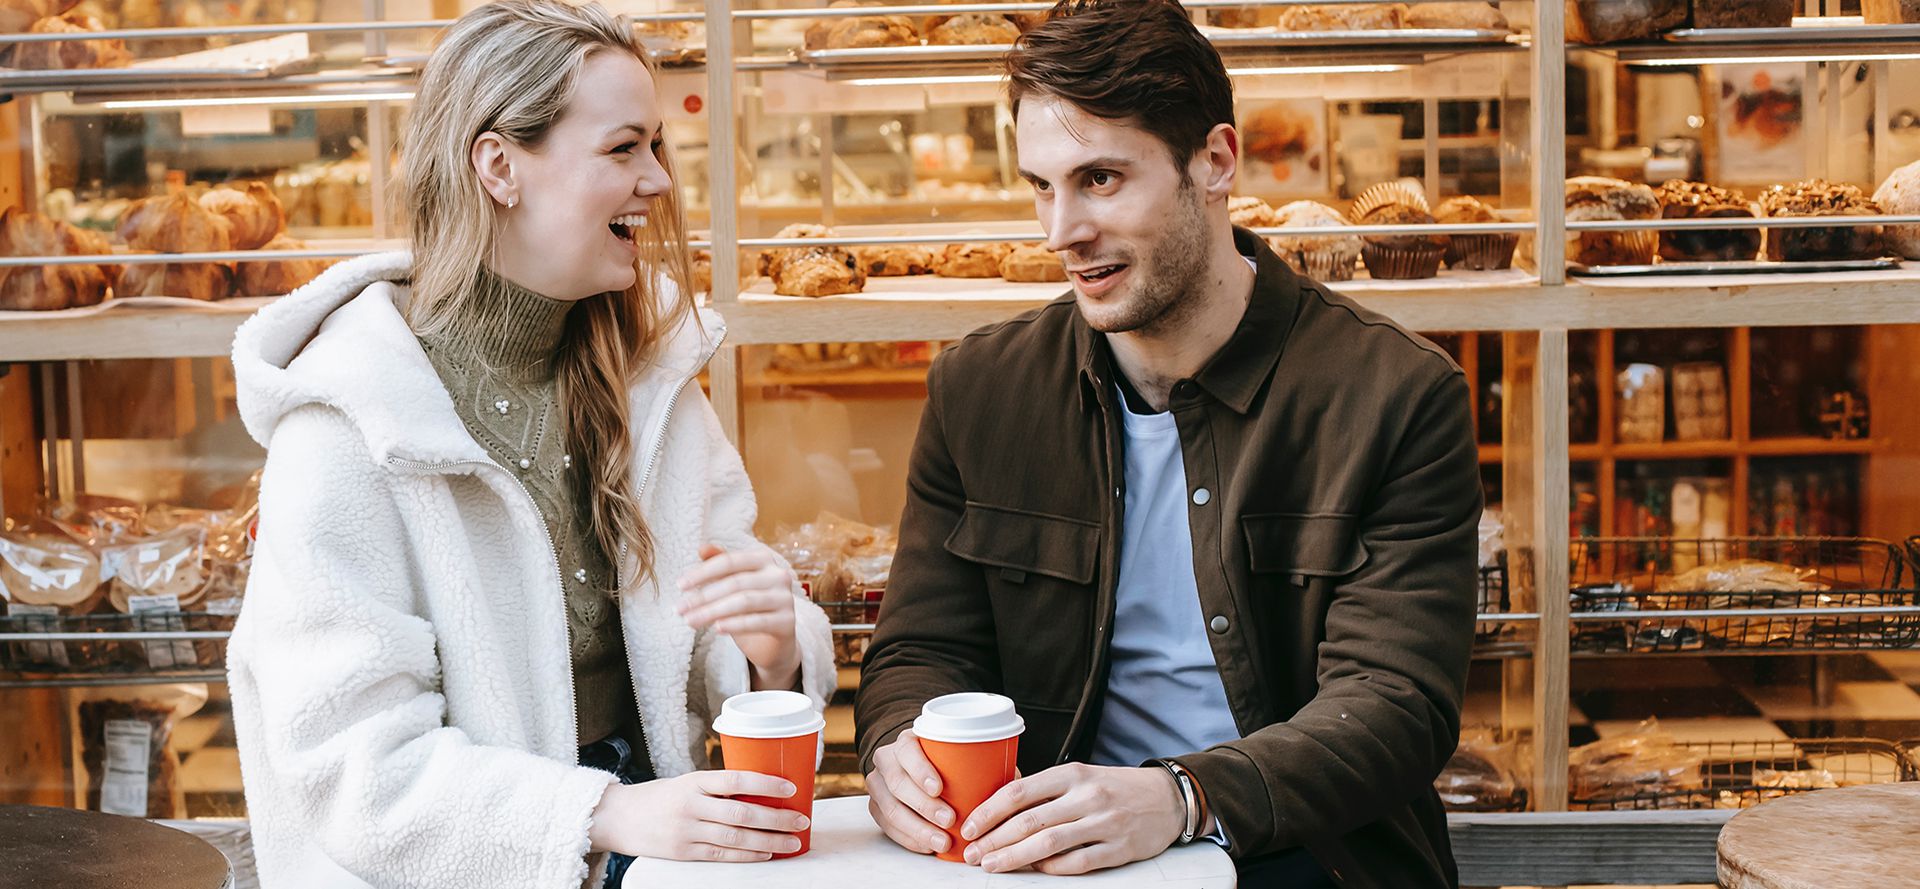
[856,228,1481,888]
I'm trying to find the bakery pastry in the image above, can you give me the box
[1228,195,1280,229]
[1270,200,1360,281]
[1760,179,1885,262]
[1279,3,1407,30]
[0,531,103,609]
[1207,6,1282,27]
[1000,245,1065,283]
[9,12,129,69]
[759,223,832,280]
[772,246,865,297]
[0,0,76,35]
[1565,176,1659,267]
[805,1,918,50]
[1433,195,1518,270]
[1355,203,1447,279]
[235,234,330,297]
[926,13,1020,45]
[934,242,1011,278]
[1692,0,1793,28]
[1653,180,1760,263]
[1407,2,1508,30]
[855,244,935,277]
[691,249,713,294]
[117,261,233,301]
[1565,0,1687,44]
[199,181,285,251]
[1872,160,1920,260]
[116,193,233,300]
[0,207,114,311]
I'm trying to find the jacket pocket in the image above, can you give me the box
[1243,513,1367,579]
[944,502,1099,586]
[944,501,1098,710]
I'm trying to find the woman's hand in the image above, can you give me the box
[588,770,809,861]
[678,544,801,690]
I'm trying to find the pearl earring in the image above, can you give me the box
[506,195,518,209]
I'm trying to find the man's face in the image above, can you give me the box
[1016,95,1212,335]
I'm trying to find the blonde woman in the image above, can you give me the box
[225,2,834,886]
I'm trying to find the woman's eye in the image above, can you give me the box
[613,141,637,154]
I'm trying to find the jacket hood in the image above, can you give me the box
[231,251,723,468]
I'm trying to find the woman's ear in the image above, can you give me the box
[471,132,517,207]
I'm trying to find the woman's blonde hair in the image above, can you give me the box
[403,0,695,595]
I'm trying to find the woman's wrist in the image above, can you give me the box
[748,648,802,691]
[587,780,628,854]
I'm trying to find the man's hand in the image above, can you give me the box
[865,729,955,856]
[958,762,1184,875]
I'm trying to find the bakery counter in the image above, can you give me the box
[0,295,267,360]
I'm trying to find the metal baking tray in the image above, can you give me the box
[1569,258,1900,277]
[0,54,320,92]
[1664,24,1920,42]
[800,27,1514,65]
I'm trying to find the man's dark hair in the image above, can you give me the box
[1006,0,1236,175]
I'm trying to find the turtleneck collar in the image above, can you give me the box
[419,265,573,382]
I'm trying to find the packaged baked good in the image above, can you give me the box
[934,242,1011,278]
[0,206,114,311]
[1872,160,1920,260]
[199,181,285,251]
[804,0,918,50]
[1565,0,1688,44]
[1760,179,1885,262]
[1692,0,1793,29]
[77,687,206,819]
[9,12,129,69]
[235,234,331,298]
[1436,729,1525,811]
[1653,180,1760,263]
[1433,195,1518,270]
[1269,200,1360,281]
[854,244,935,277]
[1280,3,1407,30]
[1565,176,1659,267]
[1569,718,1705,809]
[1407,2,1508,30]
[101,526,208,613]
[926,12,1019,44]
[1863,0,1920,24]
[1000,245,1066,283]
[1228,195,1280,229]
[0,530,103,610]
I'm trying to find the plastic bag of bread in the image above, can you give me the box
[0,528,105,612]
[1564,0,1687,44]
[0,207,115,311]
[235,234,331,297]
[8,11,128,68]
[1570,718,1705,808]
[1436,728,1526,811]
[76,684,205,819]
[100,526,208,614]
[199,181,285,251]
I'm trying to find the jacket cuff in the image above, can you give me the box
[1172,746,1274,858]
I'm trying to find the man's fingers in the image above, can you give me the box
[867,775,949,855]
[964,796,1082,859]
[960,768,1072,841]
[894,732,944,798]
[977,822,1096,874]
[1031,843,1127,876]
[881,760,955,829]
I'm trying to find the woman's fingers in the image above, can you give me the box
[693,794,811,833]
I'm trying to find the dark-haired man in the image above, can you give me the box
[853,1,1481,886]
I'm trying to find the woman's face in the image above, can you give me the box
[495,50,671,301]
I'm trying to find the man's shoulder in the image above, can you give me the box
[1293,278,1464,387]
[930,292,1083,387]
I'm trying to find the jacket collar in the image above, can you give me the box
[1073,226,1303,415]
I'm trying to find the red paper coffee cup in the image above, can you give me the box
[912,693,1024,863]
[714,690,825,858]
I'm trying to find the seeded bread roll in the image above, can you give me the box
[1872,160,1920,259]
[1760,179,1885,261]
[1653,180,1760,262]
[1565,176,1659,267]
[934,242,1011,278]
[1000,245,1066,283]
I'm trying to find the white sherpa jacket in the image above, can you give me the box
[226,252,835,889]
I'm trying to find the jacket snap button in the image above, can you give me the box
[1209,615,1229,633]
[1192,487,1211,506]
[518,457,532,470]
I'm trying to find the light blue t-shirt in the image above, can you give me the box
[1089,386,1242,768]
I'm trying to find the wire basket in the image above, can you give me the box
[1572,738,1917,811]
[1568,537,1918,653]
[0,610,234,675]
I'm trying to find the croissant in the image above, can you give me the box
[116,261,232,301]
[200,181,285,250]
[115,194,233,300]
[235,234,330,297]
[0,207,112,311]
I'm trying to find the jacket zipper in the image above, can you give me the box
[389,455,580,758]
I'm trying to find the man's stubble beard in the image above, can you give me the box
[1081,179,1214,338]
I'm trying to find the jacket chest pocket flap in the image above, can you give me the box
[944,502,1099,585]
[1243,513,1368,582]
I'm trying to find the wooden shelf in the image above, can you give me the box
[0,297,269,361]
[1611,437,1878,461]
[744,366,929,388]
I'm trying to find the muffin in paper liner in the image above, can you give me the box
[1356,202,1448,280]
[1228,195,1281,229]
[1348,178,1431,223]
[1565,177,1659,267]
[1269,200,1360,281]
[1433,195,1518,270]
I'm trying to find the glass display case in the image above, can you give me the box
[3,0,1920,883]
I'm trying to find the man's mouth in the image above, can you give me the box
[1070,263,1127,283]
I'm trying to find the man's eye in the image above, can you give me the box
[1090,171,1112,187]
[1032,180,1051,192]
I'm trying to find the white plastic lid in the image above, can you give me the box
[712,690,826,739]
[912,692,1025,744]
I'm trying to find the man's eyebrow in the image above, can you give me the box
[1018,157,1135,182]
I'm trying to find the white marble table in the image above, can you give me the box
[624,794,1237,888]
[1717,783,1920,889]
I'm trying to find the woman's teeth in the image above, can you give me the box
[610,214,648,242]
